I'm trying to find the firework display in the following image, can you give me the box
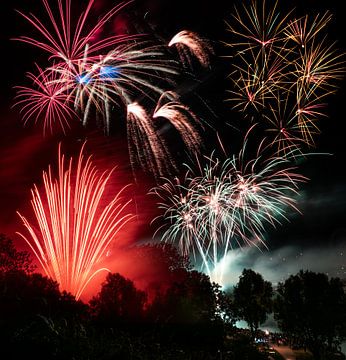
[153,91,203,154]
[151,130,307,282]
[168,30,213,69]
[226,0,344,153]
[9,0,345,292]
[17,144,134,299]
[13,65,76,135]
[14,0,203,176]
[127,102,174,178]
[149,0,343,282]
[14,0,177,128]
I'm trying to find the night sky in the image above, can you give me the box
[0,0,346,298]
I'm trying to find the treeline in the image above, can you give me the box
[1,233,346,360]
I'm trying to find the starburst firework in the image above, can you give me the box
[226,0,345,153]
[152,134,307,282]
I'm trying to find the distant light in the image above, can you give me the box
[264,330,270,336]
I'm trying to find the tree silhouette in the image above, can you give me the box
[130,243,191,299]
[148,270,219,324]
[233,268,273,339]
[217,289,238,327]
[0,233,35,273]
[0,270,87,359]
[90,272,147,326]
[146,269,224,350]
[274,270,346,360]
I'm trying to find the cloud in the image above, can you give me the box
[212,240,346,288]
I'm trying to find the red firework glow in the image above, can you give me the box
[16,143,134,299]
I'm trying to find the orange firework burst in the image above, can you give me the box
[263,96,309,155]
[17,143,134,299]
[226,0,345,154]
[226,0,291,53]
[284,12,333,49]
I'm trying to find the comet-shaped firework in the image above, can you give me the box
[127,102,173,178]
[153,91,203,155]
[152,134,307,282]
[17,144,134,299]
[168,30,213,68]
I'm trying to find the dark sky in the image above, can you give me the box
[0,0,346,286]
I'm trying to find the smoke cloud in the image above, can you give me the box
[213,241,346,289]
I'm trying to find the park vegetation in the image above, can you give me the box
[1,233,346,360]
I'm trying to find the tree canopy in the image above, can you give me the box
[0,233,35,273]
[233,268,273,339]
[274,270,346,360]
[90,272,147,326]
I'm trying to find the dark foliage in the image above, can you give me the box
[90,272,147,326]
[274,270,346,360]
[0,233,35,273]
[233,269,273,339]
[146,269,225,350]
[2,235,345,360]
[0,270,88,359]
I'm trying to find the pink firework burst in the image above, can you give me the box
[15,0,135,66]
[14,66,77,135]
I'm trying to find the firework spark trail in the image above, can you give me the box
[226,0,345,154]
[15,0,178,136]
[14,0,135,133]
[294,39,345,93]
[229,54,286,114]
[15,0,134,66]
[226,0,292,53]
[168,30,213,68]
[263,96,308,155]
[127,102,174,179]
[284,12,333,49]
[17,144,134,299]
[152,134,307,283]
[14,0,190,179]
[100,44,177,100]
[151,176,213,276]
[51,42,178,121]
[153,91,203,154]
[13,66,77,135]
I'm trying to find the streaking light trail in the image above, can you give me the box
[169,30,213,68]
[226,0,345,154]
[152,131,307,283]
[14,0,133,66]
[17,143,134,299]
[13,66,76,135]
